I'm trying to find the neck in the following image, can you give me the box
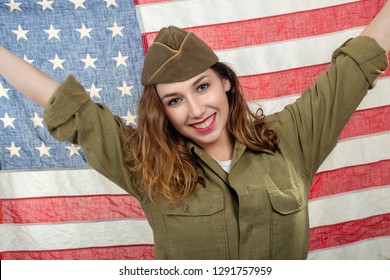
[203,133,234,161]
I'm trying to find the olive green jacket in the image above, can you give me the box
[44,37,388,259]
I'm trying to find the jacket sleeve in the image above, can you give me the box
[43,75,143,200]
[269,36,388,178]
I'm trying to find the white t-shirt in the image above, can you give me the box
[215,159,232,173]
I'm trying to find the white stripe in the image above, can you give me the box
[0,168,127,199]
[0,219,153,252]
[308,236,390,259]
[248,76,390,115]
[309,186,390,228]
[249,95,300,116]
[357,77,390,110]
[319,132,390,172]
[2,133,390,199]
[136,0,359,33]
[217,28,364,76]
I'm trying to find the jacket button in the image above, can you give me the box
[247,224,254,232]
[183,204,190,213]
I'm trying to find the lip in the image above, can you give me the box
[190,113,216,133]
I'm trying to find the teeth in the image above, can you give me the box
[194,115,214,129]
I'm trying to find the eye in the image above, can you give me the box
[197,83,209,92]
[168,97,182,106]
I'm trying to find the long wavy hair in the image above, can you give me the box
[124,62,279,204]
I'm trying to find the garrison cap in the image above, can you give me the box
[141,26,219,86]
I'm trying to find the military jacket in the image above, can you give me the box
[44,37,388,259]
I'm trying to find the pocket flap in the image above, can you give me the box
[266,187,308,215]
[164,192,224,216]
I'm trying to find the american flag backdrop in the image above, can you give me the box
[0,0,389,260]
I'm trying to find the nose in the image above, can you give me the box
[187,95,205,119]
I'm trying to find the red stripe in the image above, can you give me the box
[0,245,155,260]
[141,0,386,51]
[310,160,390,200]
[309,213,390,251]
[242,61,390,102]
[134,0,169,5]
[0,200,3,224]
[241,64,328,100]
[340,106,390,140]
[1,194,145,224]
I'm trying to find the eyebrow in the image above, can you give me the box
[160,75,209,100]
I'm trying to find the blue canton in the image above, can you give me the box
[0,0,144,170]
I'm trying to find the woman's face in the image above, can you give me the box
[156,69,232,156]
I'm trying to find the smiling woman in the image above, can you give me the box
[131,48,279,209]
[0,1,389,260]
[156,69,233,160]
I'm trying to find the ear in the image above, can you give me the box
[223,78,231,92]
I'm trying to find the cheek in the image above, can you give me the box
[206,91,228,108]
[219,93,230,112]
[165,109,186,129]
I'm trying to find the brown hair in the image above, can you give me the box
[124,62,278,204]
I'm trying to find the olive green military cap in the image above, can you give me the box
[141,26,219,86]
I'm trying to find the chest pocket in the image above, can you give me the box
[266,175,310,259]
[163,192,228,259]
[267,186,307,215]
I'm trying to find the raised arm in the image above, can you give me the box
[360,0,390,52]
[0,45,60,108]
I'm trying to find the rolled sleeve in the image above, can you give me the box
[44,75,91,142]
[332,36,388,89]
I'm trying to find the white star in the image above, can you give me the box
[36,142,51,157]
[86,83,102,98]
[121,111,137,126]
[0,113,16,129]
[108,22,124,37]
[44,24,61,40]
[117,81,133,97]
[5,0,22,11]
[105,0,118,8]
[37,0,54,10]
[12,24,29,41]
[81,53,97,69]
[6,142,22,158]
[29,112,44,128]
[113,51,128,67]
[0,83,10,99]
[69,0,85,9]
[23,55,34,64]
[66,144,81,157]
[76,23,92,39]
[49,54,65,70]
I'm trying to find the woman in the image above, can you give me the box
[0,3,389,259]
